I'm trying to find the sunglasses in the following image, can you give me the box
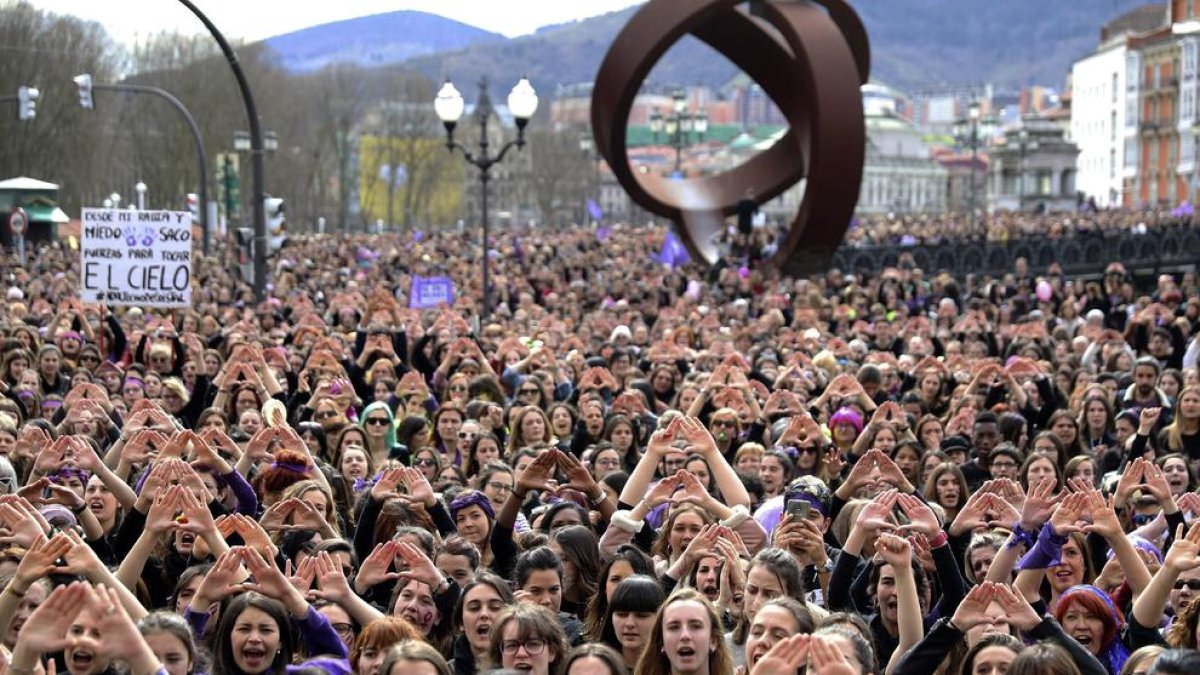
[519,388,540,396]
[458,432,477,440]
[315,411,339,420]
[365,418,390,426]
[712,419,737,428]
[1174,579,1200,591]
[414,458,437,467]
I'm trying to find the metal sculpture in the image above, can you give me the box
[591,0,870,275]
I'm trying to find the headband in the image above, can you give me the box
[1060,585,1130,674]
[449,491,495,521]
[271,461,309,474]
[786,491,828,517]
[58,331,83,343]
[124,376,144,388]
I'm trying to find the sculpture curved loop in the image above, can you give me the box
[591,0,870,275]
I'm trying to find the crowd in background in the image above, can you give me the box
[0,219,1196,675]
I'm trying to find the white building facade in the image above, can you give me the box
[1070,43,1127,207]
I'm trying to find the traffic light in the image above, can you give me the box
[185,193,199,224]
[264,197,285,234]
[73,74,93,110]
[264,196,287,252]
[17,86,38,121]
[234,227,255,281]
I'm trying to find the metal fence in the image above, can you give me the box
[829,225,1200,277]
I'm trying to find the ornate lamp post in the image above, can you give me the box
[435,76,539,319]
[649,89,708,176]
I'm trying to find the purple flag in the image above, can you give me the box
[596,225,612,242]
[655,230,691,268]
[587,199,603,221]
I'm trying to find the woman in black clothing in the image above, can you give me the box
[892,582,1107,675]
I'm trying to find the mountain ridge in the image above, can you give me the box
[264,1,1157,92]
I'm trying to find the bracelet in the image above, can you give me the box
[588,490,608,507]
[7,585,26,598]
[928,531,949,548]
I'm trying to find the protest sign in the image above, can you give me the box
[409,276,455,309]
[80,208,192,307]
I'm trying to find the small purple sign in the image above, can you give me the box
[409,276,455,309]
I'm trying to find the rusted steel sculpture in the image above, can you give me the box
[591,0,870,275]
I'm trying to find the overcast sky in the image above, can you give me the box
[28,0,642,43]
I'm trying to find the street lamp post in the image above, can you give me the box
[1015,127,1039,212]
[175,0,268,300]
[135,181,147,210]
[649,89,708,176]
[968,100,980,228]
[435,76,539,320]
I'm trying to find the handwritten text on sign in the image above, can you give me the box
[80,208,192,307]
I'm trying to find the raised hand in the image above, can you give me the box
[1081,490,1123,540]
[749,635,810,675]
[992,582,1042,631]
[875,532,914,567]
[398,467,436,508]
[1165,521,1200,573]
[856,489,898,533]
[355,541,402,592]
[896,493,941,539]
[191,548,246,609]
[395,541,445,590]
[1020,476,1061,531]
[950,582,997,631]
[15,581,89,653]
[808,635,858,675]
[1049,491,1088,536]
[311,550,354,603]
[12,534,71,592]
[371,468,405,503]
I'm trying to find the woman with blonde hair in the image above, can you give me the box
[1160,385,1200,457]
[277,479,342,538]
[378,637,452,675]
[634,589,734,675]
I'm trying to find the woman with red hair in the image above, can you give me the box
[1052,585,1162,675]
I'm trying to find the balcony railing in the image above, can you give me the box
[831,223,1200,277]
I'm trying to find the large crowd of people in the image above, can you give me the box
[0,219,1198,675]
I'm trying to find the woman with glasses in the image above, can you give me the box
[475,462,530,533]
[445,373,472,405]
[590,444,624,482]
[361,401,405,467]
[514,380,549,410]
[487,603,569,675]
[413,448,444,483]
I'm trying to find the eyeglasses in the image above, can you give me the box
[487,481,513,493]
[712,419,737,428]
[595,458,621,467]
[315,411,338,420]
[366,417,390,427]
[990,460,1018,469]
[501,639,547,655]
[331,622,355,637]
[1173,579,1200,591]
[519,388,540,396]
[796,446,819,455]
[414,458,437,467]
[80,355,100,363]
